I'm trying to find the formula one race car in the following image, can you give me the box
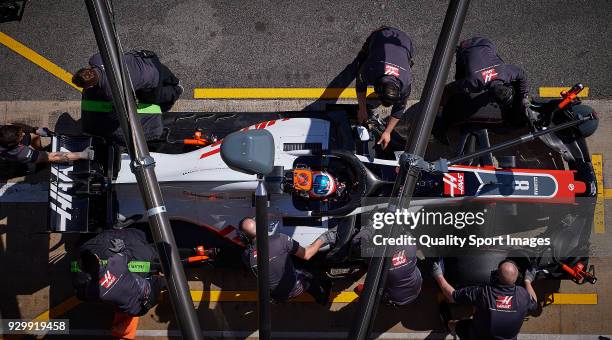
[47,84,599,284]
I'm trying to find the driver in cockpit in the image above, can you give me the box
[308,171,338,199]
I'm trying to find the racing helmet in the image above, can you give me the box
[308,171,338,199]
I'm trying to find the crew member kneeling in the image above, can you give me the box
[239,218,336,305]
[432,259,538,339]
[435,37,530,145]
[73,228,163,316]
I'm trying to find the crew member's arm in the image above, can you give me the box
[294,229,336,261]
[524,280,537,303]
[524,268,538,303]
[507,65,529,99]
[36,147,94,164]
[432,260,482,305]
[294,238,325,261]
[356,78,369,124]
[377,116,400,150]
[434,274,457,303]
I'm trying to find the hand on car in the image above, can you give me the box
[377,131,391,150]
[431,259,444,278]
[524,267,536,283]
[317,229,337,247]
[77,146,95,160]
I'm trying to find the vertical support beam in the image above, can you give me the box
[347,1,470,339]
[84,1,203,339]
[255,178,272,340]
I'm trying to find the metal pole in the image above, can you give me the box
[348,1,470,339]
[448,117,591,165]
[84,1,203,339]
[255,177,272,340]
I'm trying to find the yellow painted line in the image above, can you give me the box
[593,154,604,197]
[19,290,597,327]
[539,87,589,98]
[592,154,605,233]
[0,31,81,92]
[194,87,376,99]
[546,293,597,305]
[191,290,358,303]
[605,188,612,199]
[31,296,81,321]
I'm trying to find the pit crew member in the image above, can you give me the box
[238,217,337,305]
[73,50,183,143]
[0,124,93,164]
[73,228,163,316]
[434,37,530,144]
[432,259,538,339]
[354,26,415,149]
[353,227,422,306]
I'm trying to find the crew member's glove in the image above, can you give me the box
[35,127,52,137]
[431,258,444,278]
[77,146,95,160]
[109,238,126,253]
[522,97,538,122]
[317,229,337,247]
[524,267,537,283]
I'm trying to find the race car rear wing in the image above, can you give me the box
[48,135,117,232]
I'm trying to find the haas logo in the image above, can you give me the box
[99,270,117,289]
[481,68,498,83]
[384,64,400,77]
[495,295,514,309]
[443,173,465,197]
[391,250,407,267]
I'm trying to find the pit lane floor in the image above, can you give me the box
[1,99,612,339]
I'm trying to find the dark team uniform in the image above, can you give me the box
[442,37,529,126]
[452,283,538,340]
[385,244,422,305]
[74,229,162,316]
[352,227,422,305]
[81,51,182,142]
[243,233,306,300]
[452,37,528,98]
[355,26,415,119]
[97,253,151,316]
[0,131,38,163]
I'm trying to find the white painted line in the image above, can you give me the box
[58,330,611,339]
[0,183,49,203]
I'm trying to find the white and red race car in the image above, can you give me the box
[47,99,599,283]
